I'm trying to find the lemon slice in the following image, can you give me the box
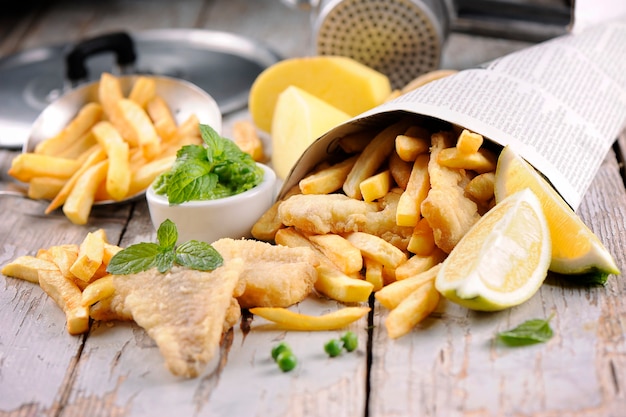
[435,189,551,311]
[494,146,620,276]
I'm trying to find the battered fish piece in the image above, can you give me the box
[212,238,318,309]
[278,192,414,250]
[88,260,244,378]
[421,132,481,253]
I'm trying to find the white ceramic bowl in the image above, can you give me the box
[146,163,277,244]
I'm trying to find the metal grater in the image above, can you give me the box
[313,0,452,89]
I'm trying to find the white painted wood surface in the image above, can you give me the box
[1,1,625,416]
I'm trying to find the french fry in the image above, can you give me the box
[395,126,430,162]
[384,280,439,339]
[249,306,370,331]
[175,114,200,139]
[360,170,392,202]
[81,275,115,307]
[437,147,497,173]
[251,186,300,241]
[456,129,483,154]
[69,230,106,282]
[465,172,495,202]
[364,256,384,292]
[343,118,412,199]
[116,98,161,160]
[315,266,374,303]
[126,154,176,198]
[309,233,363,274]
[47,244,80,279]
[58,130,98,159]
[98,72,137,146]
[8,153,80,182]
[232,120,265,162]
[338,129,376,153]
[396,153,430,227]
[299,155,358,195]
[345,232,407,270]
[38,269,90,335]
[1,256,59,284]
[407,217,436,256]
[128,76,156,108]
[34,103,102,156]
[375,264,441,310]
[28,177,66,200]
[62,160,109,225]
[395,248,446,280]
[92,121,131,201]
[46,146,107,214]
[388,151,412,190]
[147,95,178,141]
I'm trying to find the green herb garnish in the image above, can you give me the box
[106,219,223,275]
[153,124,263,204]
[496,314,555,346]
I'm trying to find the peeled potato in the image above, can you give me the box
[249,56,391,132]
[271,86,350,179]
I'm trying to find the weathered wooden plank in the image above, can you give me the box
[369,149,626,417]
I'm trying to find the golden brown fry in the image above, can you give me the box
[28,177,66,200]
[395,126,430,162]
[176,114,200,139]
[299,155,358,195]
[92,121,131,201]
[456,129,483,154]
[117,98,161,160]
[147,95,178,141]
[126,154,176,198]
[99,73,138,146]
[437,147,497,174]
[47,244,80,279]
[343,118,412,199]
[407,217,436,256]
[388,151,412,190]
[396,153,430,227]
[465,172,495,202]
[62,160,109,225]
[34,102,103,156]
[57,131,98,159]
[345,231,407,270]
[395,248,446,280]
[309,233,363,274]
[232,120,265,162]
[128,76,156,108]
[1,256,58,284]
[314,266,373,303]
[45,146,107,214]
[81,275,115,307]
[363,256,384,292]
[251,185,301,241]
[250,306,370,331]
[69,230,106,282]
[8,153,80,182]
[360,170,392,202]
[38,269,90,335]
[375,264,441,310]
[385,280,439,339]
[338,129,376,153]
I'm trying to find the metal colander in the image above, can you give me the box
[314,0,451,90]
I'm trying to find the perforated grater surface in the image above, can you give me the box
[314,0,452,89]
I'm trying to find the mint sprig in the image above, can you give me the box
[496,314,555,346]
[106,219,223,275]
[153,124,263,204]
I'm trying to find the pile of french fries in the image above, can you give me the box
[7,73,205,225]
[1,229,121,335]
[252,118,499,338]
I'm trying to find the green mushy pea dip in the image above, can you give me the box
[153,124,264,205]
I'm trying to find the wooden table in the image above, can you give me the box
[1,1,625,416]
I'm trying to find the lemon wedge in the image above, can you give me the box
[435,189,551,311]
[494,146,620,277]
[270,85,350,179]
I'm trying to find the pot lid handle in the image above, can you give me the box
[65,32,137,84]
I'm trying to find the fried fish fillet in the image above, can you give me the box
[420,132,481,253]
[278,192,414,250]
[89,260,244,378]
[212,238,319,309]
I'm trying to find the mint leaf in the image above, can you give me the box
[106,242,161,274]
[497,316,554,346]
[106,220,224,275]
[200,124,224,158]
[175,240,224,271]
[157,219,178,250]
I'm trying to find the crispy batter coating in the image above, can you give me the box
[212,238,319,309]
[420,132,481,253]
[89,261,243,378]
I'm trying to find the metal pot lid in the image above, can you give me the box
[0,29,281,149]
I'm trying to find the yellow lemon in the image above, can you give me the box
[270,85,350,179]
[249,56,391,132]
[435,189,551,311]
[494,146,620,277]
